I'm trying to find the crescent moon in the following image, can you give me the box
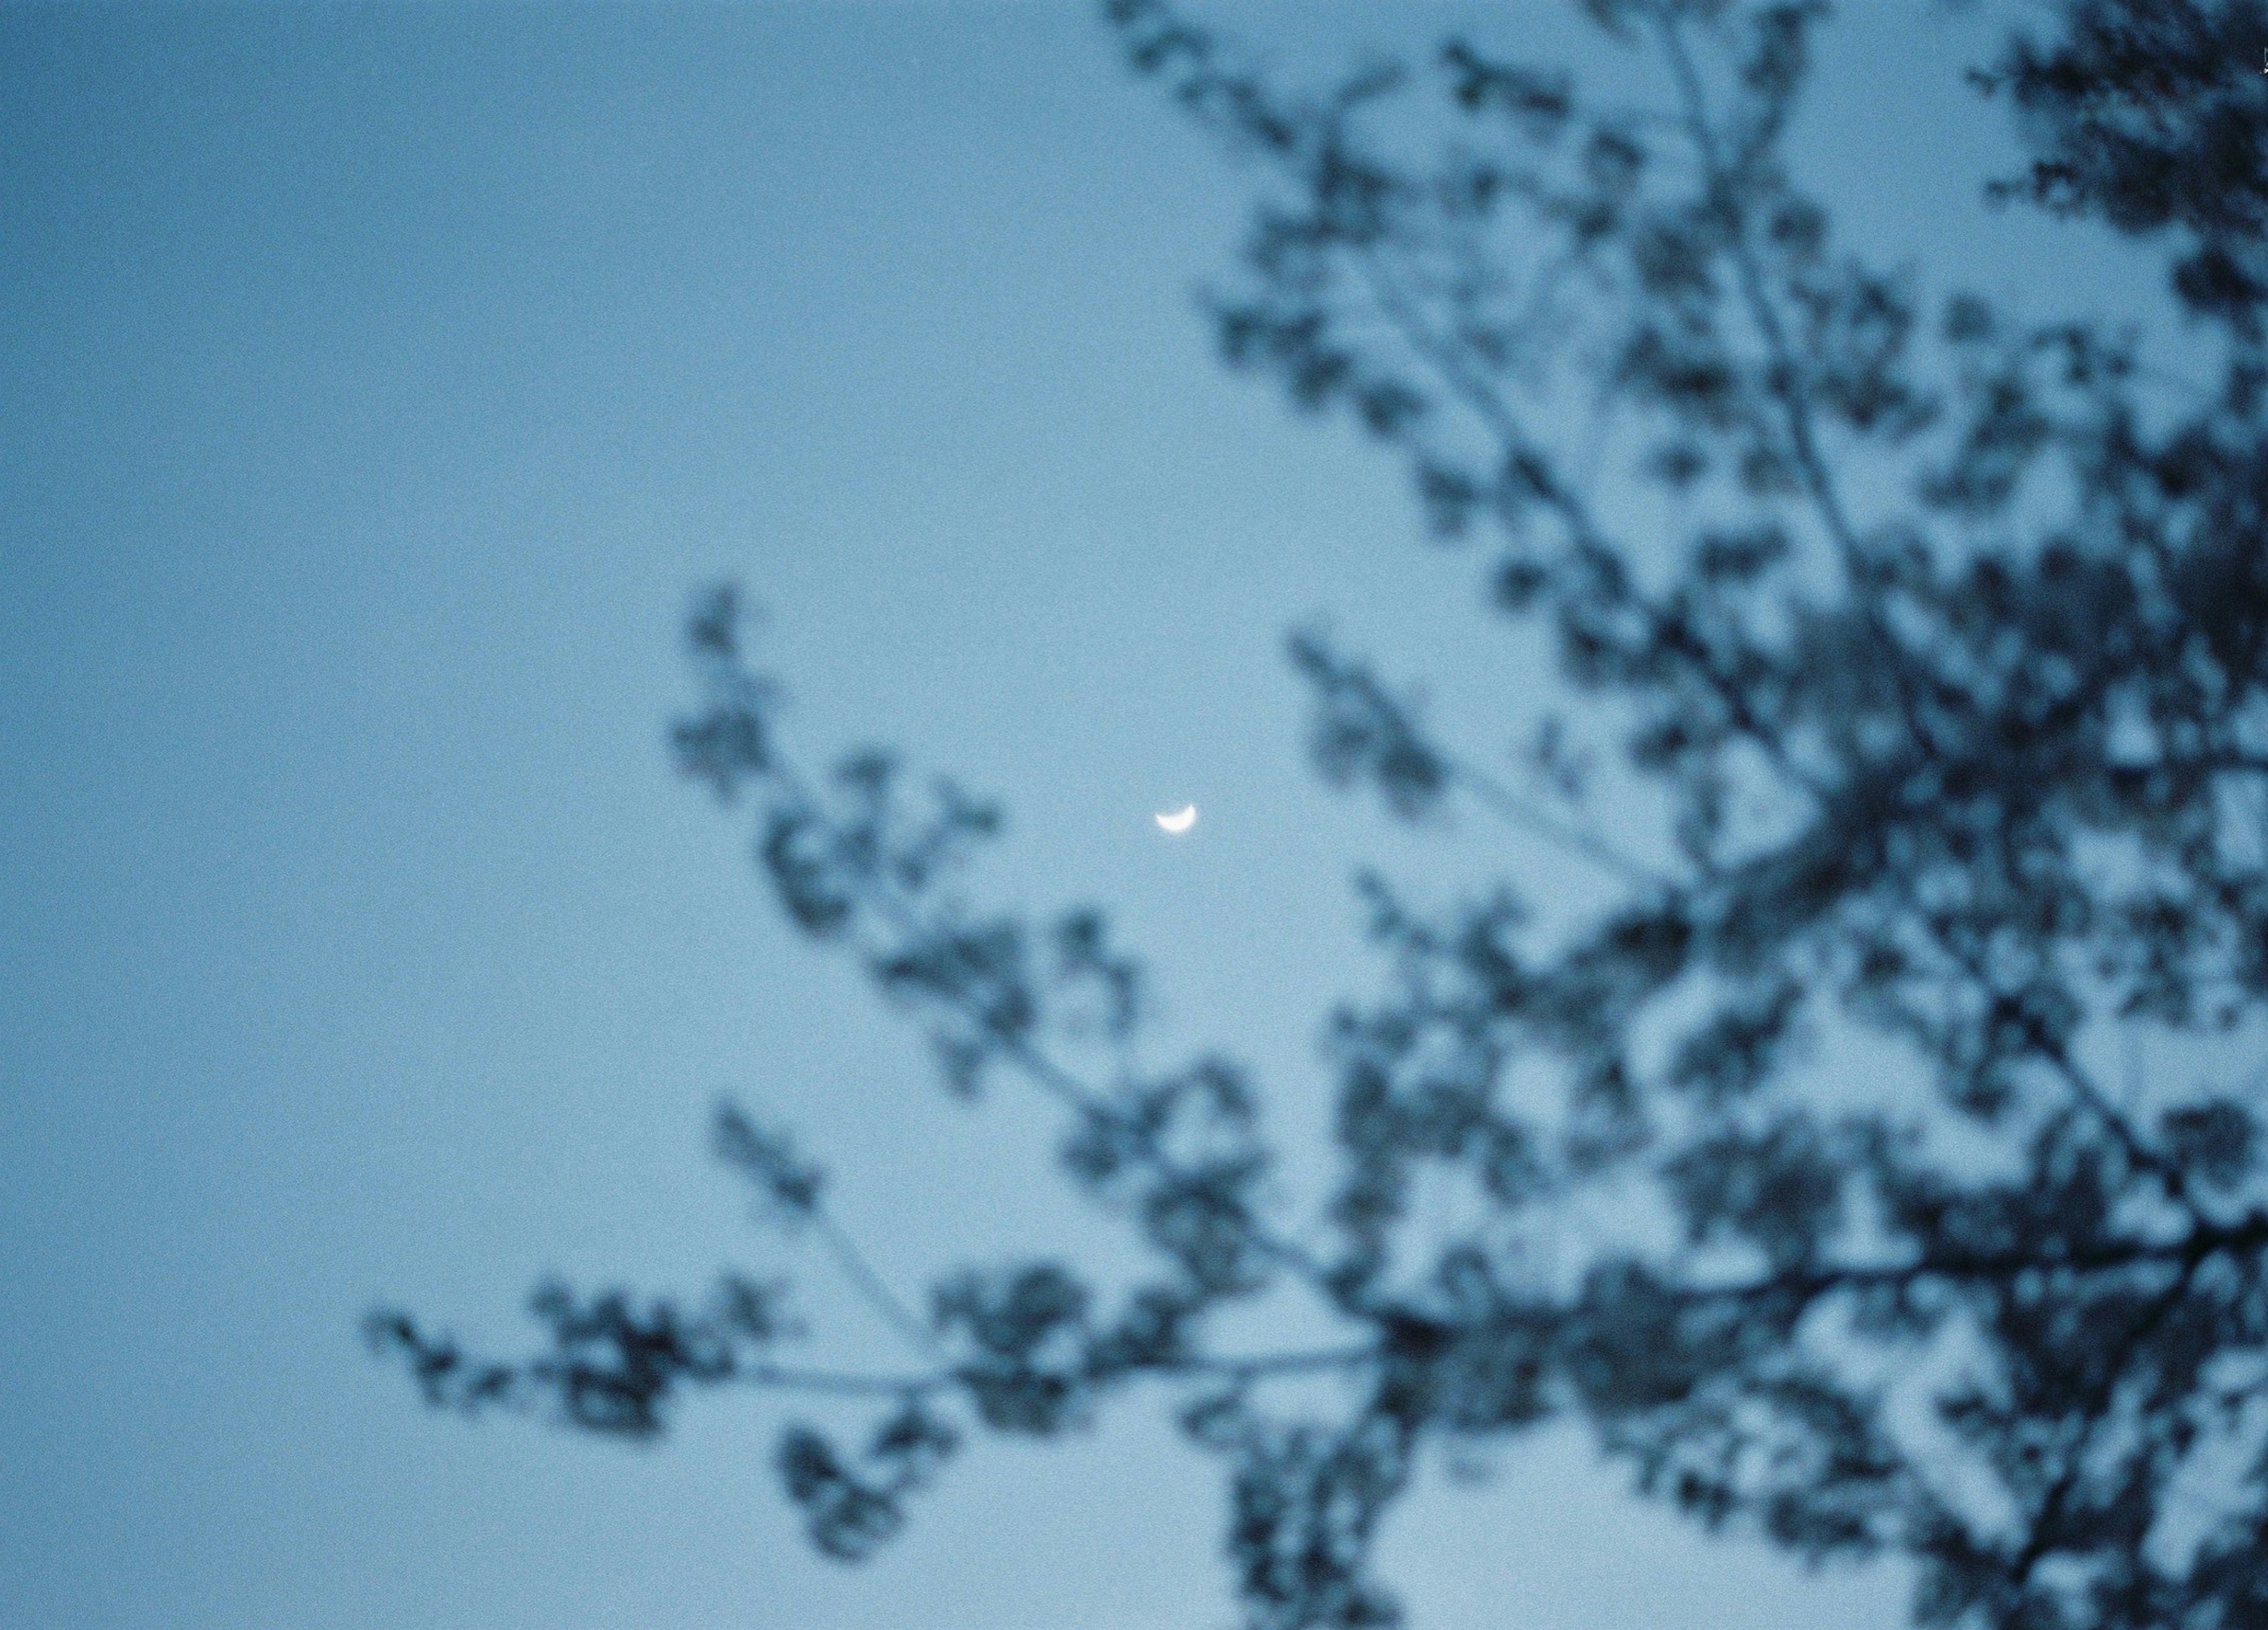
[1155,804,1197,834]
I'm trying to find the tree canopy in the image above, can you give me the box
[372,4,2268,1626]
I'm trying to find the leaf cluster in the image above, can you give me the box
[376,5,2268,1628]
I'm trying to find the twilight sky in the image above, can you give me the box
[0,4,2178,1626]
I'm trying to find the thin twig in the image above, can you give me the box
[810,1208,950,1364]
[1448,754,1677,892]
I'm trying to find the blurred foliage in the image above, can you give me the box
[375,4,2268,1626]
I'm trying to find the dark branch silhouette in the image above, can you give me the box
[376,4,2268,1625]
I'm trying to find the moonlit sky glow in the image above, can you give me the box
[1,4,2176,1625]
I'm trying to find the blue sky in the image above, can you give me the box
[0,3,2179,1625]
